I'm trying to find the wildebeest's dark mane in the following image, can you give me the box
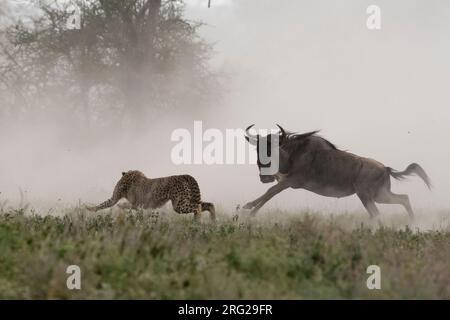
[282,130,338,152]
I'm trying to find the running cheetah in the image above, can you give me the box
[86,170,215,221]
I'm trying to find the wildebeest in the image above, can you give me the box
[244,125,431,218]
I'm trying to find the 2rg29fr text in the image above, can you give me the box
[222,304,272,315]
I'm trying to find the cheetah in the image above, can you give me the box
[86,170,215,221]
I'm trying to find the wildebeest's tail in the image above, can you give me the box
[387,163,431,189]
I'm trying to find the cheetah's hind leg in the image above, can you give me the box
[172,200,201,222]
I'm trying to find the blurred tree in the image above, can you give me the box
[0,0,219,127]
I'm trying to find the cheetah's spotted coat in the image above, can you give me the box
[86,170,215,220]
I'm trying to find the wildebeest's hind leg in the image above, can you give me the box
[357,192,380,219]
[375,189,414,219]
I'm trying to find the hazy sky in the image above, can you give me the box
[1,0,449,215]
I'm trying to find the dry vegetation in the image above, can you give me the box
[0,207,449,299]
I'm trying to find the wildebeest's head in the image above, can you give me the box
[245,124,287,183]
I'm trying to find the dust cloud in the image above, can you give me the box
[0,0,449,221]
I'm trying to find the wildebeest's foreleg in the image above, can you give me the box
[244,181,291,215]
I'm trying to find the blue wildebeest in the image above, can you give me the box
[244,125,431,218]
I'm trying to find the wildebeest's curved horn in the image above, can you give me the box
[276,124,287,139]
[245,124,258,145]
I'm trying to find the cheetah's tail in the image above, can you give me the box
[84,204,96,212]
[85,198,118,212]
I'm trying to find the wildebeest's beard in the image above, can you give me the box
[256,134,280,183]
[245,125,285,183]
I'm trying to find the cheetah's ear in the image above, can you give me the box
[122,172,126,176]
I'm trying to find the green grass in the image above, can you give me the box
[0,208,449,299]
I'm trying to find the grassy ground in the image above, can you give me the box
[0,207,449,299]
